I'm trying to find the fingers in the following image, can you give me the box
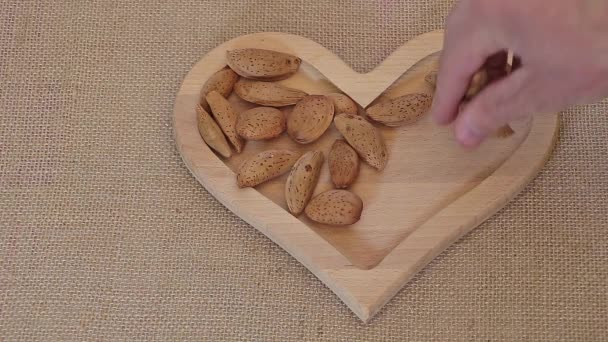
[431,39,492,125]
[463,50,510,101]
[431,3,502,125]
[453,69,533,147]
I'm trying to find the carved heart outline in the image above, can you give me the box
[173,30,559,322]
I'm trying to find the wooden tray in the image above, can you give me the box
[173,30,559,322]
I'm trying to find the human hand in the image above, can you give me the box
[431,0,608,147]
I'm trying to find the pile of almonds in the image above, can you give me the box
[196,48,514,226]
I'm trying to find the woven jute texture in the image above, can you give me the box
[1,1,607,341]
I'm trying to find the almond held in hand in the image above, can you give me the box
[227,48,301,81]
[285,151,324,216]
[305,189,363,226]
[200,67,239,111]
[236,107,286,141]
[463,69,489,101]
[460,50,515,138]
[196,104,232,158]
[328,139,359,189]
[334,114,388,171]
[287,95,334,144]
[236,150,300,188]
[206,91,245,153]
[366,93,432,127]
[234,79,307,107]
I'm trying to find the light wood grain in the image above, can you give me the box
[173,31,559,322]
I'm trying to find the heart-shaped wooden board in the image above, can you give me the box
[173,30,559,322]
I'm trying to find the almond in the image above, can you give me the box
[234,79,307,107]
[334,114,388,171]
[305,189,363,226]
[196,104,232,158]
[463,50,509,101]
[236,150,300,188]
[226,48,301,81]
[206,91,245,153]
[285,151,324,215]
[236,107,286,141]
[494,124,515,138]
[425,70,438,88]
[200,67,239,111]
[463,69,489,101]
[461,51,515,138]
[287,95,334,144]
[327,93,358,115]
[328,139,359,188]
[366,93,432,127]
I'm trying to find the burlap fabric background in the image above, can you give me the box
[1,1,607,341]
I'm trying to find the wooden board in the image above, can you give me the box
[173,30,559,322]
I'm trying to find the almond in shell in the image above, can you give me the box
[236,150,300,188]
[234,79,307,107]
[328,139,359,189]
[425,70,438,88]
[200,67,239,111]
[366,93,432,127]
[287,95,334,144]
[236,107,286,141]
[206,90,245,153]
[227,48,301,81]
[305,189,363,226]
[327,93,358,115]
[285,151,324,216]
[196,104,232,158]
[460,51,515,138]
[494,125,515,138]
[463,69,489,101]
[334,114,388,171]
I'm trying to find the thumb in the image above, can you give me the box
[453,69,533,147]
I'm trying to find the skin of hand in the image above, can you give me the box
[431,0,608,148]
